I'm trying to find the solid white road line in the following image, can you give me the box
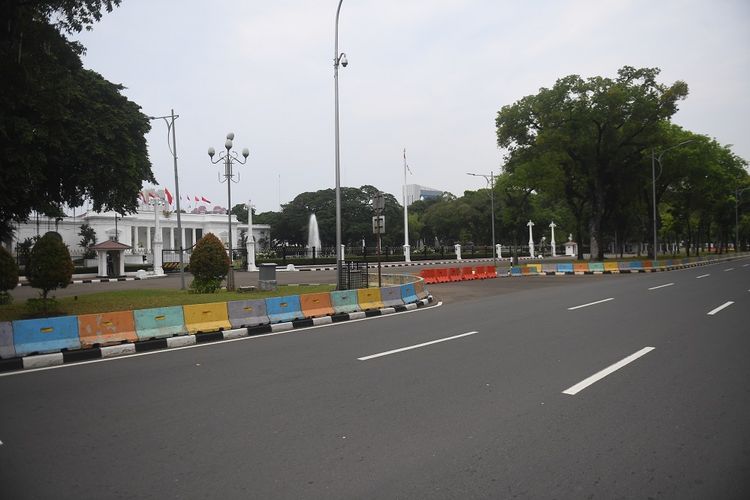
[707,301,734,316]
[562,347,655,396]
[567,298,614,311]
[724,268,735,272]
[696,274,710,279]
[358,331,478,361]
[648,283,674,291]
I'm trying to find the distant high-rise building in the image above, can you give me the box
[404,184,443,206]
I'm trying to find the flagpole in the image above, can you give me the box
[402,148,411,262]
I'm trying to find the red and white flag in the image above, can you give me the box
[148,191,157,199]
[201,196,211,204]
[195,196,200,203]
[164,187,173,205]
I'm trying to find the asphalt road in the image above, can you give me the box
[1,259,748,498]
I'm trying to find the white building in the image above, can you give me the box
[9,202,270,266]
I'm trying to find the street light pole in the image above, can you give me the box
[208,133,249,291]
[402,149,411,262]
[651,140,693,259]
[334,0,348,288]
[149,110,185,290]
[467,171,497,268]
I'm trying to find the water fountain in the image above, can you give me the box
[306,213,322,258]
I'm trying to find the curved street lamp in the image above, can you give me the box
[148,110,185,289]
[334,0,347,289]
[467,171,497,268]
[208,132,250,291]
[651,140,693,259]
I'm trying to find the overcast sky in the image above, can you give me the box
[75,0,750,214]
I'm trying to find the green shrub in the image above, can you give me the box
[27,232,74,302]
[189,233,229,293]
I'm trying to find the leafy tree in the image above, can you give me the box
[497,66,689,260]
[0,245,19,304]
[27,232,74,302]
[0,0,154,241]
[78,223,97,259]
[189,233,229,293]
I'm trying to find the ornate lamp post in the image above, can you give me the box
[208,133,249,291]
[527,220,535,258]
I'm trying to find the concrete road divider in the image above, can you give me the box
[380,286,405,308]
[604,262,619,273]
[134,306,188,340]
[299,293,335,318]
[400,283,419,304]
[589,262,604,273]
[182,302,231,334]
[228,299,270,328]
[573,263,589,274]
[77,310,138,349]
[357,288,385,311]
[449,267,462,282]
[556,263,574,274]
[265,295,305,324]
[629,261,644,271]
[12,316,81,357]
[0,321,15,359]
[331,290,360,314]
[413,280,429,300]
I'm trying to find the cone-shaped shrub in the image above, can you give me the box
[27,232,74,300]
[190,233,230,293]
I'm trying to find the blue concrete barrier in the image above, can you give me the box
[556,263,574,274]
[265,295,304,323]
[510,266,523,276]
[400,283,419,304]
[380,286,405,308]
[629,261,644,271]
[0,321,15,359]
[228,299,270,328]
[12,316,81,357]
[331,290,360,314]
[134,306,187,340]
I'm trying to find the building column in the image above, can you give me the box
[170,227,175,249]
[146,226,151,253]
[192,228,197,246]
[133,226,139,250]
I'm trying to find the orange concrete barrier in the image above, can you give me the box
[436,268,450,283]
[448,267,462,282]
[420,269,438,284]
[300,292,335,318]
[77,310,138,349]
[573,262,589,273]
[461,267,476,280]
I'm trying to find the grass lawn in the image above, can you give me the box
[0,285,335,322]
